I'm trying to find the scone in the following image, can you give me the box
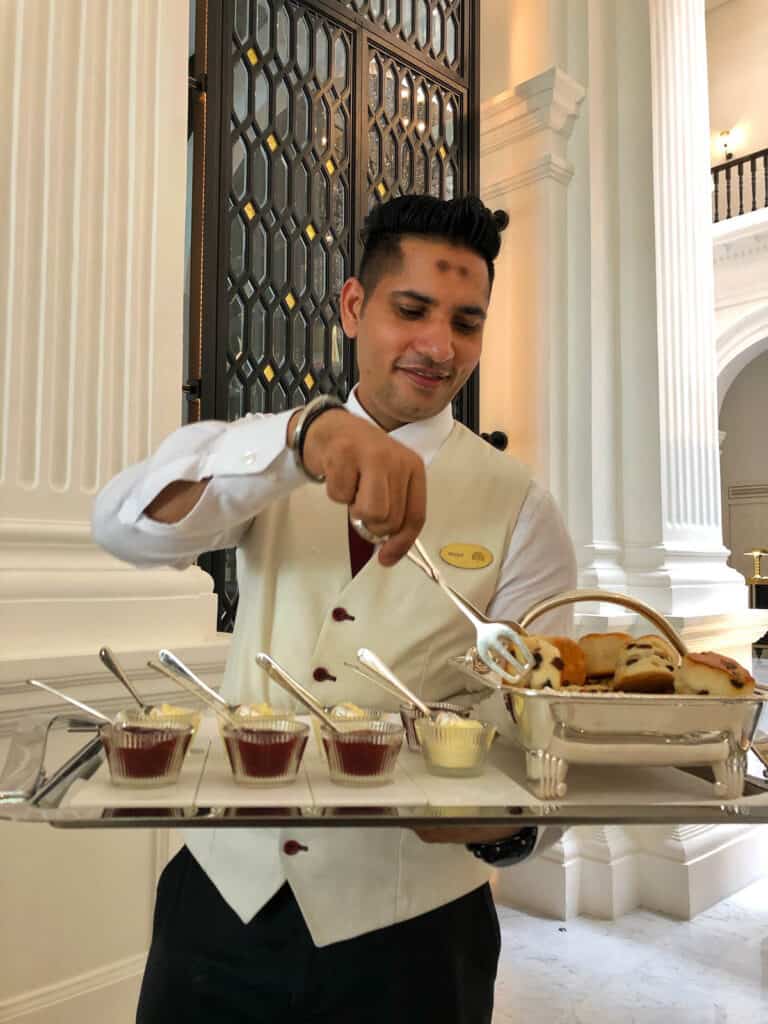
[498,636,564,689]
[543,636,587,688]
[674,653,755,697]
[578,633,632,681]
[613,635,678,693]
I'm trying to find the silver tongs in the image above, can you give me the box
[350,518,532,686]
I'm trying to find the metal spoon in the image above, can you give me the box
[26,679,111,723]
[255,653,344,734]
[99,646,153,715]
[353,648,434,718]
[152,650,240,726]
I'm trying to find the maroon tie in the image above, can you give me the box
[347,520,375,577]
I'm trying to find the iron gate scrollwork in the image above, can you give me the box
[192,0,479,631]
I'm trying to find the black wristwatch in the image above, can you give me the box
[466,827,538,867]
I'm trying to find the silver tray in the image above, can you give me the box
[451,588,768,800]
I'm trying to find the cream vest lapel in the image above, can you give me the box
[186,422,532,946]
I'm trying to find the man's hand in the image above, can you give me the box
[412,827,526,845]
[290,409,427,567]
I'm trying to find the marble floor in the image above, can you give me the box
[492,877,768,1022]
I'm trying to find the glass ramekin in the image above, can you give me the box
[320,721,404,785]
[415,719,496,777]
[399,702,472,753]
[100,713,194,787]
[220,718,309,785]
[117,704,202,737]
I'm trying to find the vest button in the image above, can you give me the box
[332,607,354,622]
[283,840,308,856]
[313,667,337,682]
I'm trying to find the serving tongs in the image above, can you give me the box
[149,650,240,727]
[350,518,532,686]
[345,648,435,718]
[254,652,346,734]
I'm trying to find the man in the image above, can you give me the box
[93,194,576,1023]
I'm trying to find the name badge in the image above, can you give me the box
[439,543,494,570]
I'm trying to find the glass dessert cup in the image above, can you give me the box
[100,710,194,787]
[320,721,404,785]
[399,702,472,753]
[415,718,496,778]
[220,718,309,785]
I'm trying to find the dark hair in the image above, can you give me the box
[358,194,509,299]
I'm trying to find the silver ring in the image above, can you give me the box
[350,517,385,545]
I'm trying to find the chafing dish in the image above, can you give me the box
[451,589,768,800]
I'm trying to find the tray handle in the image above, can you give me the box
[519,588,689,659]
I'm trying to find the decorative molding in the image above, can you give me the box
[482,154,574,200]
[495,824,768,921]
[713,208,768,265]
[480,66,585,156]
[728,483,768,502]
[0,953,145,1023]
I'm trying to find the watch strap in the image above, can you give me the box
[466,826,538,867]
[288,394,345,482]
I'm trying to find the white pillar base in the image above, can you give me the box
[494,824,768,921]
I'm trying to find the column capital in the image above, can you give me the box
[481,66,586,158]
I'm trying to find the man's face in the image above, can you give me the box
[340,236,490,430]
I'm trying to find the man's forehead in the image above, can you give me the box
[393,236,489,289]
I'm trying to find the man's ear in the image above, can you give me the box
[340,277,365,339]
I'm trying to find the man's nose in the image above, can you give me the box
[410,320,455,363]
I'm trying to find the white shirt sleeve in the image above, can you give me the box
[91,410,306,569]
[486,482,578,636]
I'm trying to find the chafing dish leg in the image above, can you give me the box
[712,749,746,799]
[526,749,568,800]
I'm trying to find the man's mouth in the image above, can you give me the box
[395,366,452,389]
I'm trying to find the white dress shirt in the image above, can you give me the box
[92,388,577,633]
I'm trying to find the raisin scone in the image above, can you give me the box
[674,652,755,697]
[543,636,587,688]
[498,636,565,689]
[613,634,678,693]
[578,633,632,683]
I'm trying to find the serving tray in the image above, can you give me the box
[3,711,768,829]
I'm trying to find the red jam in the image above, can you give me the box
[102,726,191,780]
[323,735,397,776]
[225,730,307,779]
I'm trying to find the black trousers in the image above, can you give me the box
[136,846,501,1023]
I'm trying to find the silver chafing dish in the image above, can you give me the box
[451,589,768,800]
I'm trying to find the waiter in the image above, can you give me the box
[93,194,576,1023]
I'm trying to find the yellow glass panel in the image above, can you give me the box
[325,158,336,175]
[285,292,296,310]
[439,144,447,159]
[246,48,259,66]
[376,182,387,198]
[263,364,275,382]
[305,223,316,241]
[244,201,256,220]
[267,134,279,152]
[304,372,315,390]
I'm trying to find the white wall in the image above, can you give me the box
[719,349,768,578]
[707,0,768,162]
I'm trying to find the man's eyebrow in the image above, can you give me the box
[391,290,487,319]
[391,289,436,306]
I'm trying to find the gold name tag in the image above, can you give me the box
[439,543,494,570]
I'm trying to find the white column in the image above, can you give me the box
[479,66,585,499]
[614,0,745,616]
[0,0,226,709]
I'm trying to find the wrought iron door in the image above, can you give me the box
[188,0,480,630]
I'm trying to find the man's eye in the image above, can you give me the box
[454,320,481,334]
[398,306,424,319]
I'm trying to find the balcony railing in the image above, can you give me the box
[712,147,768,223]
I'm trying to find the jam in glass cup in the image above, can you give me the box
[220,718,309,785]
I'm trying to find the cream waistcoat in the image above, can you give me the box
[185,423,531,946]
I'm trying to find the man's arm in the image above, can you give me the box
[92,405,428,569]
